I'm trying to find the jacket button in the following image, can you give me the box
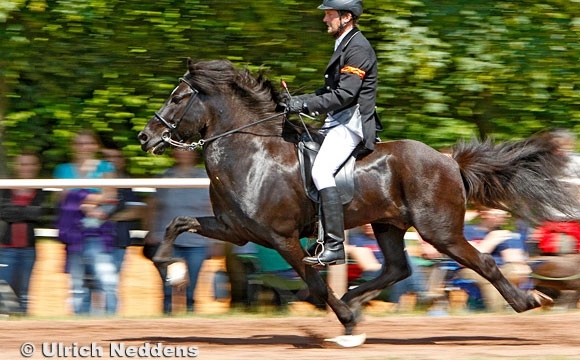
[324,74,329,78]
[326,86,331,90]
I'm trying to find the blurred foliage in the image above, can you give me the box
[1,0,580,177]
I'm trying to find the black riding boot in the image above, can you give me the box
[303,187,345,266]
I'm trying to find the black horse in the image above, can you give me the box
[139,58,578,339]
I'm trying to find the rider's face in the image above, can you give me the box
[323,10,349,36]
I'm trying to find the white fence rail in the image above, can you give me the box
[0,178,210,192]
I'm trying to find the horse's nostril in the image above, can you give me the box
[138,131,148,143]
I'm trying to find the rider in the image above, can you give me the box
[285,0,379,266]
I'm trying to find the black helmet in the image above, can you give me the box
[318,0,363,18]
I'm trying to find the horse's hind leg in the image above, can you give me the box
[341,224,410,319]
[426,230,551,312]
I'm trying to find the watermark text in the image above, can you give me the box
[19,342,199,358]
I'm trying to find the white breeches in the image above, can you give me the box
[312,123,362,190]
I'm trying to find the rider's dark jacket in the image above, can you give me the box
[304,27,379,152]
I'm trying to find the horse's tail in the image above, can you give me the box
[452,133,580,224]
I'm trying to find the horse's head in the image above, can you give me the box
[139,58,283,155]
[139,58,207,154]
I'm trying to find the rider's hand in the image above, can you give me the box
[278,93,313,114]
[287,97,306,114]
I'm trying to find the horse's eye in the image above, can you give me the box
[172,94,184,104]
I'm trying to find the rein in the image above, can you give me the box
[163,112,287,150]
[155,77,287,151]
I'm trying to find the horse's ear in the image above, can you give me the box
[187,57,194,72]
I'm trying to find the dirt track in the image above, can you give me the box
[4,241,580,359]
[2,311,580,359]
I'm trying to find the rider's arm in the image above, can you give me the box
[469,230,513,254]
[305,42,375,115]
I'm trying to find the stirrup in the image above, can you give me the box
[306,217,325,256]
[303,240,327,268]
[312,243,327,267]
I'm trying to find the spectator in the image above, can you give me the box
[224,242,258,309]
[53,129,119,315]
[456,207,531,312]
[146,149,213,315]
[550,128,580,179]
[529,129,580,256]
[0,151,46,314]
[101,147,144,273]
[247,239,322,309]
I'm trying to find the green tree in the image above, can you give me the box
[2,0,580,176]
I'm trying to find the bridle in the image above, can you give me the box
[154,77,199,149]
[154,77,286,151]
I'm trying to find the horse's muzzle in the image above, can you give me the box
[138,130,166,154]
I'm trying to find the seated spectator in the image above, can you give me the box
[531,221,580,255]
[223,242,258,308]
[254,244,303,280]
[456,208,531,312]
[243,239,322,309]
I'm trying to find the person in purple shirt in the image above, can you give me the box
[54,130,119,316]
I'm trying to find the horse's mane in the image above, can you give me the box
[185,59,282,115]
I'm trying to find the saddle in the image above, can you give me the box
[297,132,355,205]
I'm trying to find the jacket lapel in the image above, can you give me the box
[326,28,361,69]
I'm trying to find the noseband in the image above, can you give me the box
[153,77,286,151]
[154,77,199,147]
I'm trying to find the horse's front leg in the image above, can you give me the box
[153,216,201,264]
[271,238,359,335]
[154,215,247,263]
[341,224,410,322]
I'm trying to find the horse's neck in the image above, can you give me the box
[203,132,296,181]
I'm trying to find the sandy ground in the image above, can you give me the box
[2,312,580,359]
[3,241,580,359]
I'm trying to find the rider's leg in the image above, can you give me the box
[303,124,361,266]
[303,186,346,265]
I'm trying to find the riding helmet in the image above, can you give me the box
[317,0,363,18]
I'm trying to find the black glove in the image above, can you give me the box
[278,94,314,114]
[287,97,306,114]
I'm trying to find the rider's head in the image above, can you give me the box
[318,0,363,38]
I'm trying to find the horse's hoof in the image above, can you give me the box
[324,333,366,348]
[531,289,553,308]
[166,260,189,288]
